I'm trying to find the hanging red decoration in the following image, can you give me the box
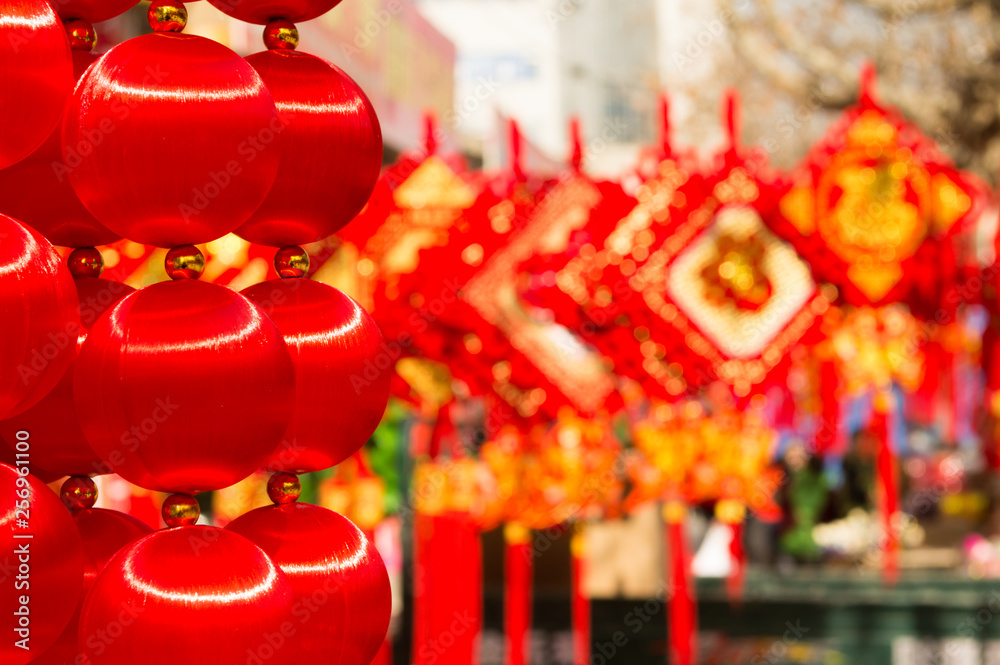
[1,259,134,477]
[0,463,84,665]
[236,48,382,246]
[243,267,389,473]
[74,278,295,493]
[80,525,299,665]
[0,49,119,248]
[0,0,73,169]
[227,475,391,665]
[0,215,80,419]
[207,0,342,24]
[772,65,987,315]
[53,0,139,22]
[62,31,281,247]
[32,478,153,665]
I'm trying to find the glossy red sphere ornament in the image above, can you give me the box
[52,0,140,23]
[0,216,80,419]
[208,0,342,24]
[235,50,382,246]
[0,0,73,169]
[81,526,298,665]
[63,32,281,247]
[32,480,153,665]
[0,463,84,665]
[74,280,295,492]
[0,275,135,477]
[227,501,391,665]
[242,277,389,473]
[0,51,121,247]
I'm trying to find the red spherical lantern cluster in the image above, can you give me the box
[5,0,391,660]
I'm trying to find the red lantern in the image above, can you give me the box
[0,463,84,665]
[33,481,152,665]
[80,526,299,665]
[1,275,134,477]
[0,0,73,169]
[227,500,391,665]
[74,279,295,492]
[235,50,382,246]
[207,0,342,24]
[62,32,281,247]
[242,277,389,473]
[0,215,80,419]
[0,51,119,248]
[51,0,140,23]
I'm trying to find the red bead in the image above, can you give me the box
[0,0,73,170]
[61,476,98,510]
[63,33,281,248]
[273,245,309,278]
[263,19,298,50]
[242,279,389,473]
[74,280,295,493]
[162,493,200,527]
[68,246,104,277]
[0,216,80,419]
[235,50,381,246]
[266,471,300,504]
[227,504,390,665]
[0,463,84,665]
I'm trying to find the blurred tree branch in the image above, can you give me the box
[719,0,1000,180]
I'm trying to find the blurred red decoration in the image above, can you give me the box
[63,33,281,247]
[0,0,72,169]
[0,51,121,248]
[236,50,382,246]
[772,67,986,316]
[227,501,391,665]
[80,526,298,665]
[207,0,342,25]
[74,280,295,493]
[0,276,134,477]
[0,463,84,665]
[242,278,389,473]
[0,216,80,419]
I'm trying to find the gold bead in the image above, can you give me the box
[266,471,301,505]
[148,0,187,33]
[274,245,309,278]
[164,245,205,280]
[162,493,200,527]
[263,19,299,51]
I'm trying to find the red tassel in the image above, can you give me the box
[665,502,697,665]
[726,520,745,606]
[816,356,842,456]
[414,513,483,665]
[571,526,590,665]
[872,393,899,585]
[504,523,533,665]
